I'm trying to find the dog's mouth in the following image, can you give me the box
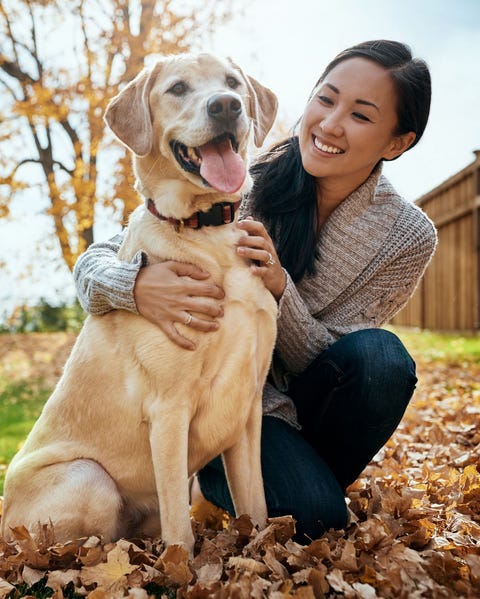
[169,133,246,194]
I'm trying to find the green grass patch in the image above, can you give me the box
[388,326,480,363]
[0,380,51,495]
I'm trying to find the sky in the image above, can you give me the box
[1,0,480,321]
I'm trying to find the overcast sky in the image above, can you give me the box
[1,0,479,318]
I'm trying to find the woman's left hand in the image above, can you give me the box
[236,217,286,301]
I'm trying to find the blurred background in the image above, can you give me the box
[1,0,479,331]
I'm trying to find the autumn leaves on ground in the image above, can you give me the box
[0,331,479,598]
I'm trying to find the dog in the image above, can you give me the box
[1,53,278,556]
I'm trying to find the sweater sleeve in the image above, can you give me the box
[275,272,336,373]
[275,213,437,374]
[73,232,147,315]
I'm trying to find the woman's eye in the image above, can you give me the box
[353,112,371,122]
[168,82,188,96]
[226,76,240,89]
[317,95,333,105]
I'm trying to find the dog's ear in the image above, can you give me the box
[245,74,279,147]
[228,60,278,148]
[104,62,163,156]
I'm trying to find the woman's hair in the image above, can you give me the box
[252,40,431,282]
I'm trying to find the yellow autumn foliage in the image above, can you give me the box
[0,0,233,271]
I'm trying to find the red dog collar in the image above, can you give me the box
[146,198,241,232]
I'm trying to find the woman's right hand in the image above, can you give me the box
[134,261,224,351]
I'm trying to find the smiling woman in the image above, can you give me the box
[299,58,416,196]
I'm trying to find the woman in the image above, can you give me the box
[74,40,437,541]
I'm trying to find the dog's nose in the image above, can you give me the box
[207,93,242,126]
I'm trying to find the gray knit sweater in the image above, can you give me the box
[73,166,437,429]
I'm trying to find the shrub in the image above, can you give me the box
[0,299,86,334]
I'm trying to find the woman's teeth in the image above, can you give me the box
[314,137,343,154]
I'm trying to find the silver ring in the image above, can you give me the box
[184,312,193,326]
[266,252,276,266]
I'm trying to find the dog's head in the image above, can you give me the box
[104,53,278,202]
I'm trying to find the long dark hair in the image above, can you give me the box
[252,40,432,282]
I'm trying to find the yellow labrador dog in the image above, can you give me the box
[2,53,278,555]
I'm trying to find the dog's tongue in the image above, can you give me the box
[198,137,246,193]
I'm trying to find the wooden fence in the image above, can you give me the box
[391,150,480,332]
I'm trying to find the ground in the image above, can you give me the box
[0,331,479,598]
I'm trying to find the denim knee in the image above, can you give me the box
[329,328,417,412]
[330,328,413,368]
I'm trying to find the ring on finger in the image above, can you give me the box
[265,252,276,266]
[184,312,193,326]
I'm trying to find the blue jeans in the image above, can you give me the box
[198,328,417,542]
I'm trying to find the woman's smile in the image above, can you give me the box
[312,135,345,155]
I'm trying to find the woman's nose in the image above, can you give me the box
[320,112,344,137]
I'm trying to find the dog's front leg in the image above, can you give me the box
[148,406,194,556]
[222,398,267,528]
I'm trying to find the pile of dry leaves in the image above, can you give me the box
[0,345,479,597]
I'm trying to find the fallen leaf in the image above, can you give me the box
[227,556,269,574]
[0,578,15,598]
[154,544,193,586]
[81,543,139,590]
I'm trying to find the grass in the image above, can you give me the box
[389,326,480,362]
[0,381,50,495]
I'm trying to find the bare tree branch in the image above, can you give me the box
[25,0,43,80]
[0,54,37,85]
[2,157,74,180]
[0,77,20,101]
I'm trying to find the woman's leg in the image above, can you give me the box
[290,328,417,490]
[197,415,348,542]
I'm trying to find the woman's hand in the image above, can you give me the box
[134,261,225,350]
[236,217,286,301]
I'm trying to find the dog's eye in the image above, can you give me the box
[226,76,240,89]
[168,82,188,96]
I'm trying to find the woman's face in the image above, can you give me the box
[299,57,414,189]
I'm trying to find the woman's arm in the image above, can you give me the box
[275,218,437,374]
[73,232,141,315]
[73,232,225,350]
[235,198,437,376]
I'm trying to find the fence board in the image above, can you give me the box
[391,151,480,332]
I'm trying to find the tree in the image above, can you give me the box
[0,0,233,270]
